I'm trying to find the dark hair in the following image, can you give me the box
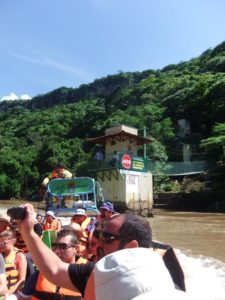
[56,227,80,245]
[117,214,152,248]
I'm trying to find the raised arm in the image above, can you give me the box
[17,204,75,290]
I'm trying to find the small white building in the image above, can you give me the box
[89,124,153,215]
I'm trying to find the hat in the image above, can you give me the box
[73,208,87,217]
[46,211,55,218]
[94,248,190,300]
[0,212,11,225]
[100,202,113,212]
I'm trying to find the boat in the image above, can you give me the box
[46,177,104,217]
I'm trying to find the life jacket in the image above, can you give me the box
[76,255,88,264]
[43,218,61,231]
[80,217,91,233]
[31,273,82,300]
[31,256,87,300]
[51,170,59,179]
[15,232,28,253]
[4,247,22,290]
[78,241,88,256]
[151,241,186,291]
[72,217,91,242]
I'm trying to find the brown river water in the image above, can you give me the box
[150,209,225,263]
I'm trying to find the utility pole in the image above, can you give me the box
[143,127,147,158]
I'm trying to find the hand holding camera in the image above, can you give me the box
[7,206,27,220]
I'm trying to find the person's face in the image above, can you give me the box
[37,216,42,223]
[0,237,14,253]
[100,216,126,256]
[0,221,9,233]
[46,215,53,223]
[100,209,112,220]
[72,215,86,224]
[52,235,78,263]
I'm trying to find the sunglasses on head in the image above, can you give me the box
[52,243,74,251]
[100,231,129,244]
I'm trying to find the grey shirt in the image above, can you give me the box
[0,254,5,274]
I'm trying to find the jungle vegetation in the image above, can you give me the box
[1,40,225,199]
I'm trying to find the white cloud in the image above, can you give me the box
[20,94,32,100]
[1,93,18,101]
[1,93,32,101]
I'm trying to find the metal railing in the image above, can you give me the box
[147,160,214,176]
[89,152,215,176]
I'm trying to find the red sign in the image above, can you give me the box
[121,154,132,169]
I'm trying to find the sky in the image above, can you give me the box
[1,0,225,101]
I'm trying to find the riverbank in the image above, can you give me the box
[0,199,46,215]
[154,192,225,213]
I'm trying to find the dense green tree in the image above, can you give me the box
[200,122,225,160]
[0,40,225,198]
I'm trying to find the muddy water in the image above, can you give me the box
[149,209,225,262]
[148,209,225,299]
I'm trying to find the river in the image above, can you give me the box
[150,209,225,299]
[0,201,225,299]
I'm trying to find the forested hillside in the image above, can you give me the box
[1,41,225,199]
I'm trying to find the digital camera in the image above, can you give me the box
[7,207,26,220]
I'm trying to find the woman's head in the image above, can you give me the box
[0,213,11,233]
[36,214,43,223]
[0,229,16,254]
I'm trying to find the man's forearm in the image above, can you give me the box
[17,203,74,290]
[22,229,64,283]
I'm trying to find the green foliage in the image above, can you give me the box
[180,178,204,193]
[200,122,225,160]
[0,40,225,198]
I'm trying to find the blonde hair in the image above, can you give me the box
[0,229,16,240]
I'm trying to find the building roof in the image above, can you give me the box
[88,130,153,146]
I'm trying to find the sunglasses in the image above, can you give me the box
[100,231,129,244]
[52,243,74,251]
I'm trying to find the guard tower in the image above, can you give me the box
[88,124,153,215]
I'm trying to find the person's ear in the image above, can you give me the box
[124,240,138,248]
